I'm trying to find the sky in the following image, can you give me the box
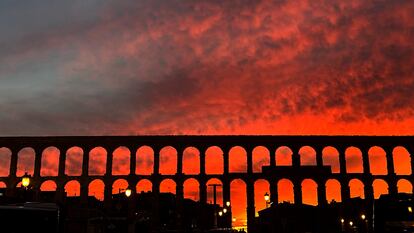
[1,0,414,228]
[1,0,414,135]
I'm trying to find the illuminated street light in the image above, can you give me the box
[264,192,270,201]
[340,218,344,223]
[226,201,231,207]
[409,206,413,213]
[223,208,227,214]
[21,172,31,189]
[218,211,223,217]
[125,186,132,197]
[349,221,353,227]
[361,214,366,220]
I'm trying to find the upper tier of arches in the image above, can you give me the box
[0,143,412,177]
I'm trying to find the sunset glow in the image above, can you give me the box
[1,0,414,229]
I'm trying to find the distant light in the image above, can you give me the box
[218,211,223,217]
[409,206,413,213]
[232,217,236,222]
[361,214,366,220]
[340,218,344,223]
[264,192,270,202]
[226,201,231,207]
[223,208,227,213]
[125,187,132,197]
[22,172,31,188]
[349,221,353,226]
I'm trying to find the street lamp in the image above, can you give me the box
[223,208,227,214]
[21,172,31,189]
[361,213,368,232]
[119,186,133,198]
[125,186,132,197]
[226,201,231,207]
[408,206,413,213]
[264,192,270,208]
[349,221,353,227]
[208,183,222,229]
[218,211,223,217]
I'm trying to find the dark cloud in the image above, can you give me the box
[0,0,413,135]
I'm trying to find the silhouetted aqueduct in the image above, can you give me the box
[0,136,414,231]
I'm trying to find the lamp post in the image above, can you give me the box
[225,201,231,228]
[361,214,368,233]
[22,172,31,190]
[264,192,270,208]
[208,183,222,229]
[21,172,31,202]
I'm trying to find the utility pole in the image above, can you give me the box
[208,184,222,228]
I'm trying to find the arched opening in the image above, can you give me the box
[231,179,247,229]
[207,178,223,206]
[373,179,388,199]
[206,146,223,174]
[39,180,57,202]
[253,146,270,173]
[159,146,177,175]
[160,179,176,194]
[299,146,316,166]
[275,146,292,166]
[302,179,318,206]
[0,147,11,177]
[88,147,107,176]
[254,179,270,213]
[397,179,413,194]
[393,146,411,175]
[40,180,57,191]
[349,179,365,199]
[112,146,130,175]
[65,146,83,176]
[183,147,200,174]
[183,178,199,201]
[277,179,294,203]
[326,179,341,203]
[368,146,387,175]
[229,146,247,173]
[345,147,363,173]
[89,179,105,201]
[41,146,60,177]
[322,146,340,173]
[65,180,80,197]
[17,147,35,177]
[136,146,154,175]
[136,179,152,193]
[112,179,129,194]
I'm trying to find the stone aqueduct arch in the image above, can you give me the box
[0,135,414,231]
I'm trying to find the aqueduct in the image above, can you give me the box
[0,135,413,231]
